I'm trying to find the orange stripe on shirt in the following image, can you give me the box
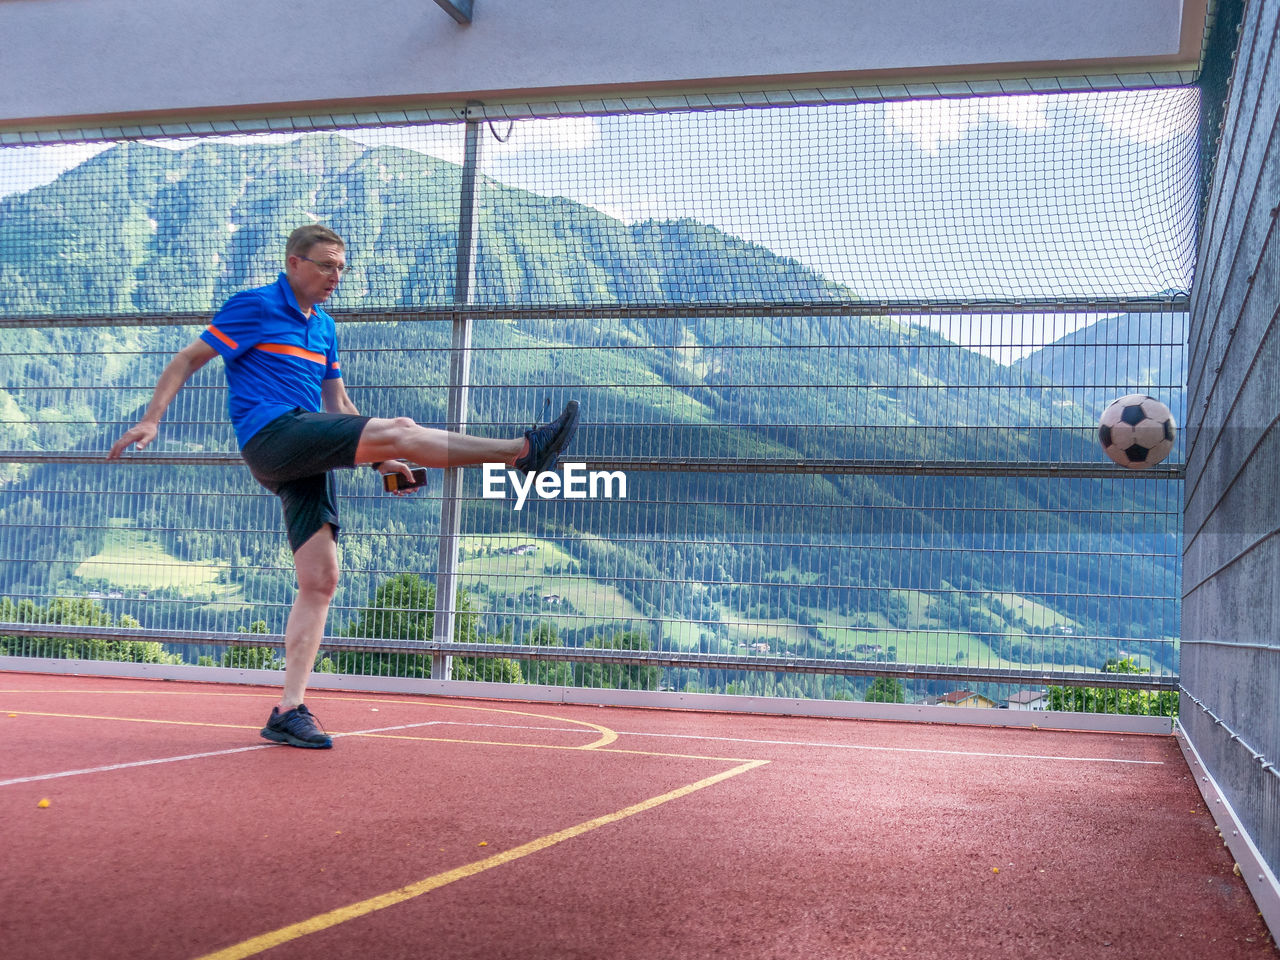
[255,343,327,365]
[206,325,238,350]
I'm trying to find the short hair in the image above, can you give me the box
[285,224,344,260]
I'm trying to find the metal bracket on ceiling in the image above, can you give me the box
[432,0,474,24]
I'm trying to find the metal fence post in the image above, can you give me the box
[431,105,483,679]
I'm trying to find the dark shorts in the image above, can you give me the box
[240,409,371,552]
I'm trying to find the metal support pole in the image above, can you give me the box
[431,106,482,680]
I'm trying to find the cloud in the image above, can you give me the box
[344,116,601,165]
[982,96,1052,133]
[1073,88,1199,146]
[884,100,970,153]
[0,142,112,198]
[882,88,1198,155]
[883,95,1049,154]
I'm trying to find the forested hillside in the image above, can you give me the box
[1015,311,1187,424]
[0,134,1182,687]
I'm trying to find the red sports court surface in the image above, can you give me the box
[1,673,1273,959]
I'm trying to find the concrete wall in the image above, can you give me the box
[0,0,1200,131]
[1180,0,1280,911]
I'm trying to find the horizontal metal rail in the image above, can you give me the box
[0,450,1184,479]
[0,297,1190,330]
[0,622,1179,691]
[0,451,246,465]
[569,458,1185,479]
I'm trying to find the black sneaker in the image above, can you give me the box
[260,703,333,749]
[514,399,580,475]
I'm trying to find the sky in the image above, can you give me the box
[0,88,1199,359]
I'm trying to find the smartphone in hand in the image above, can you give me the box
[383,468,428,493]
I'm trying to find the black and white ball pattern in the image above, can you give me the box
[1098,394,1176,468]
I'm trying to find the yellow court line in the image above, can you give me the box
[193,757,769,960]
[3,711,745,765]
[0,688,274,698]
[0,689,619,750]
[296,694,619,750]
[352,731,762,765]
[4,710,258,731]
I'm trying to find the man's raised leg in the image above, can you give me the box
[354,401,579,474]
[355,417,522,468]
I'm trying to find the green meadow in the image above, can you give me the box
[73,520,242,604]
[457,535,646,632]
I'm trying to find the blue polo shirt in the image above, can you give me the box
[200,273,343,447]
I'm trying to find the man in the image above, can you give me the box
[108,224,579,750]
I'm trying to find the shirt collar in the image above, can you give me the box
[276,272,322,322]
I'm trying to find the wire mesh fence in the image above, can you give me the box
[0,88,1195,713]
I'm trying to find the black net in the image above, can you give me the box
[0,89,1195,704]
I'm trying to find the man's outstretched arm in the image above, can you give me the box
[107,338,218,459]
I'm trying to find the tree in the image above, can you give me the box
[340,573,522,682]
[223,619,279,669]
[519,620,575,686]
[865,676,906,703]
[1047,657,1177,717]
[579,629,661,691]
[344,573,433,643]
[221,645,282,669]
[0,596,180,664]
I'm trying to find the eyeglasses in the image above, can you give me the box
[299,256,347,275]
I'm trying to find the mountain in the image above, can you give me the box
[0,135,1086,463]
[1014,311,1187,425]
[0,134,1181,680]
[0,136,850,316]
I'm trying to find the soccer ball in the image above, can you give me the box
[1098,394,1176,468]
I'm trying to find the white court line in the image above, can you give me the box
[380,720,594,736]
[1,744,278,787]
[335,720,446,738]
[0,720,447,787]
[0,717,604,788]
[2,715,1161,788]
[606,729,1165,765]
[420,720,1163,766]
